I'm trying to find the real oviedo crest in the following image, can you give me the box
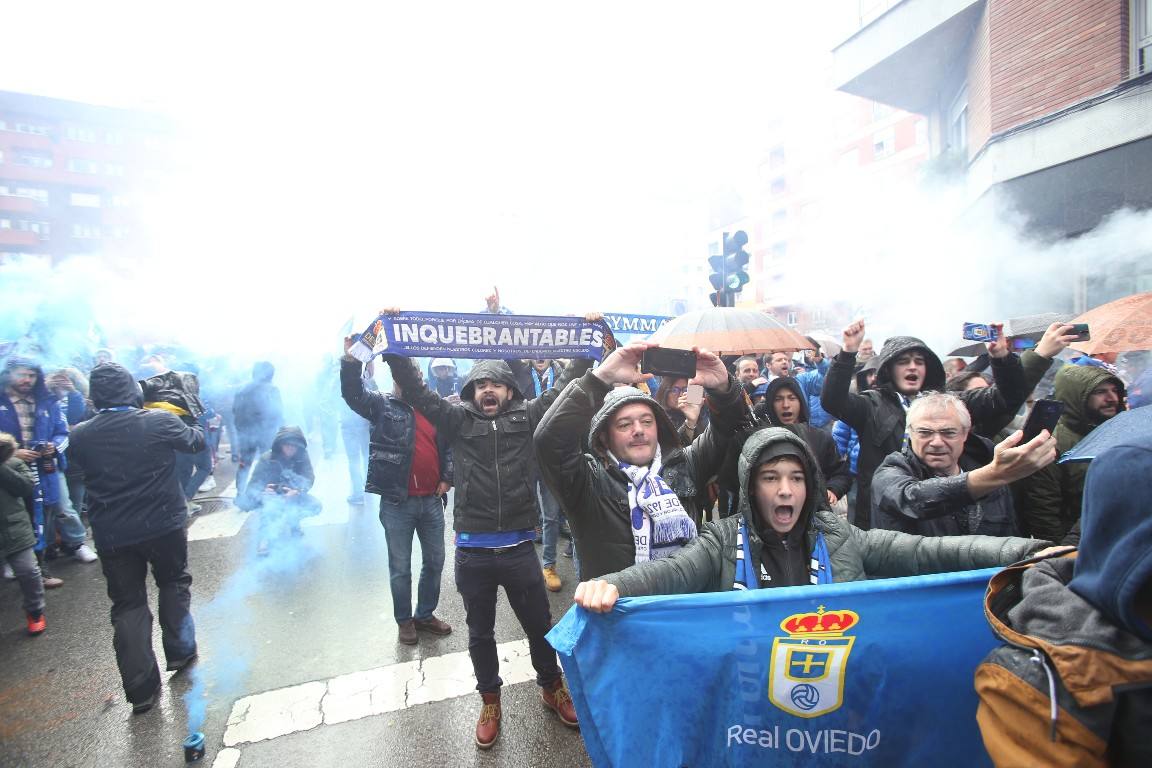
[768,606,859,718]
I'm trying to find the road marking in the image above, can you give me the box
[222,639,534,747]
[211,747,241,768]
[187,481,251,542]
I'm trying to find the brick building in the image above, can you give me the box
[832,0,1152,309]
[0,90,169,268]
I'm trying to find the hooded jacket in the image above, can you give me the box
[760,377,852,500]
[233,361,282,443]
[976,438,1152,767]
[0,358,71,490]
[1021,364,1126,542]
[533,368,746,580]
[385,355,592,534]
[600,428,1046,597]
[68,363,205,550]
[0,433,37,557]
[872,433,1017,536]
[821,336,1029,530]
[236,426,319,511]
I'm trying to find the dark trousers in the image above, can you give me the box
[98,527,196,703]
[454,541,560,693]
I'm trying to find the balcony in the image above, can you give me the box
[832,0,984,113]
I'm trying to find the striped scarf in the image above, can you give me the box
[611,444,697,563]
[733,519,833,589]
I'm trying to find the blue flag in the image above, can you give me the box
[548,569,999,767]
[348,311,613,362]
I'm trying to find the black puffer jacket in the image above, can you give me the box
[871,435,1018,536]
[385,355,591,533]
[68,364,205,550]
[236,426,318,511]
[821,336,1028,530]
[759,377,852,500]
[533,369,746,580]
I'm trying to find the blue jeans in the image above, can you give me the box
[538,480,565,568]
[379,495,445,623]
[44,471,88,548]
[182,447,213,500]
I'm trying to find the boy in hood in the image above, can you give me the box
[236,426,321,555]
[976,433,1152,766]
[1021,364,1126,543]
[67,363,205,714]
[575,427,1051,610]
[534,341,747,582]
[757,377,852,505]
[379,310,597,749]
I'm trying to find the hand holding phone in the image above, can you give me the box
[640,347,697,378]
[684,383,704,405]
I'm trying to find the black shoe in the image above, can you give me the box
[44,545,62,561]
[167,652,198,673]
[559,523,572,540]
[132,686,160,715]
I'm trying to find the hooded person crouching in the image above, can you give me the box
[574,427,1050,610]
[237,426,322,555]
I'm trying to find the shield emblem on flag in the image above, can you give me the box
[768,607,859,718]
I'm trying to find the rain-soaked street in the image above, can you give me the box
[0,450,591,768]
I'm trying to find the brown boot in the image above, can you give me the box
[541,678,579,728]
[475,691,501,749]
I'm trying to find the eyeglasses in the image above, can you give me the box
[667,386,687,395]
[910,427,964,440]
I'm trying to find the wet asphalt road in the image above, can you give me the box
[0,450,593,768]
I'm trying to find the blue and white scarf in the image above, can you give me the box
[531,366,556,397]
[610,444,697,563]
[733,519,833,589]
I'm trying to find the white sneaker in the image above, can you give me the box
[2,562,13,580]
[72,544,99,563]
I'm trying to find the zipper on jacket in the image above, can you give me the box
[493,420,502,530]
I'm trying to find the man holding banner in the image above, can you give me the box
[370,308,603,750]
[534,341,747,582]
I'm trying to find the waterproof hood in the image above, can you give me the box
[588,386,681,459]
[252,361,275,383]
[89,363,144,409]
[459,359,523,403]
[737,427,824,543]
[1053,364,1126,435]
[271,425,308,453]
[873,336,946,394]
[763,377,810,425]
[1070,436,1152,642]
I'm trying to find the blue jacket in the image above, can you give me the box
[832,419,860,475]
[0,361,70,506]
[340,359,452,504]
[794,367,831,429]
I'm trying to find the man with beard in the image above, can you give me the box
[380,314,596,750]
[765,351,791,381]
[872,393,1056,536]
[1021,365,1126,543]
[821,321,1032,530]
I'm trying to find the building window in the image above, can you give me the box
[16,220,51,238]
[947,87,968,156]
[770,176,788,196]
[0,218,10,229]
[105,163,126,177]
[68,157,100,174]
[1136,0,1152,75]
[873,127,896,159]
[771,241,788,259]
[14,150,53,169]
[914,118,928,147]
[6,122,50,136]
[112,195,131,208]
[769,146,786,169]
[72,223,101,239]
[786,311,798,327]
[772,208,788,226]
[70,192,102,208]
[66,125,98,143]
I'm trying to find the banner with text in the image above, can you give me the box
[601,313,672,339]
[348,311,614,362]
[547,569,998,768]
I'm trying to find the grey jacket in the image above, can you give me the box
[602,429,1047,597]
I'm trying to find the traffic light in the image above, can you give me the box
[706,231,750,307]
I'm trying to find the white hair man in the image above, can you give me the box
[871,392,1056,537]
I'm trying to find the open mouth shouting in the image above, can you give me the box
[771,504,796,529]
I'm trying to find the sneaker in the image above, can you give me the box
[42,575,64,589]
[166,652,198,673]
[44,545,62,561]
[2,562,13,580]
[559,522,572,540]
[541,678,579,728]
[27,612,46,636]
[188,502,203,516]
[257,539,270,557]
[475,692,501,749]
[346,495,365,506]
[397,620,418,645]
[71,544,99,563]
[413,616,452,636]
[543,566,562,592]
[563,541,574,559]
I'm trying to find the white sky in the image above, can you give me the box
[2,1,863,354]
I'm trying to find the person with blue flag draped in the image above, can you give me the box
[574,427,1052,611]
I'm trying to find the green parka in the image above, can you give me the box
[0,434,37,557]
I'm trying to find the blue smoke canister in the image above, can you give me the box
[183,732,205,762]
